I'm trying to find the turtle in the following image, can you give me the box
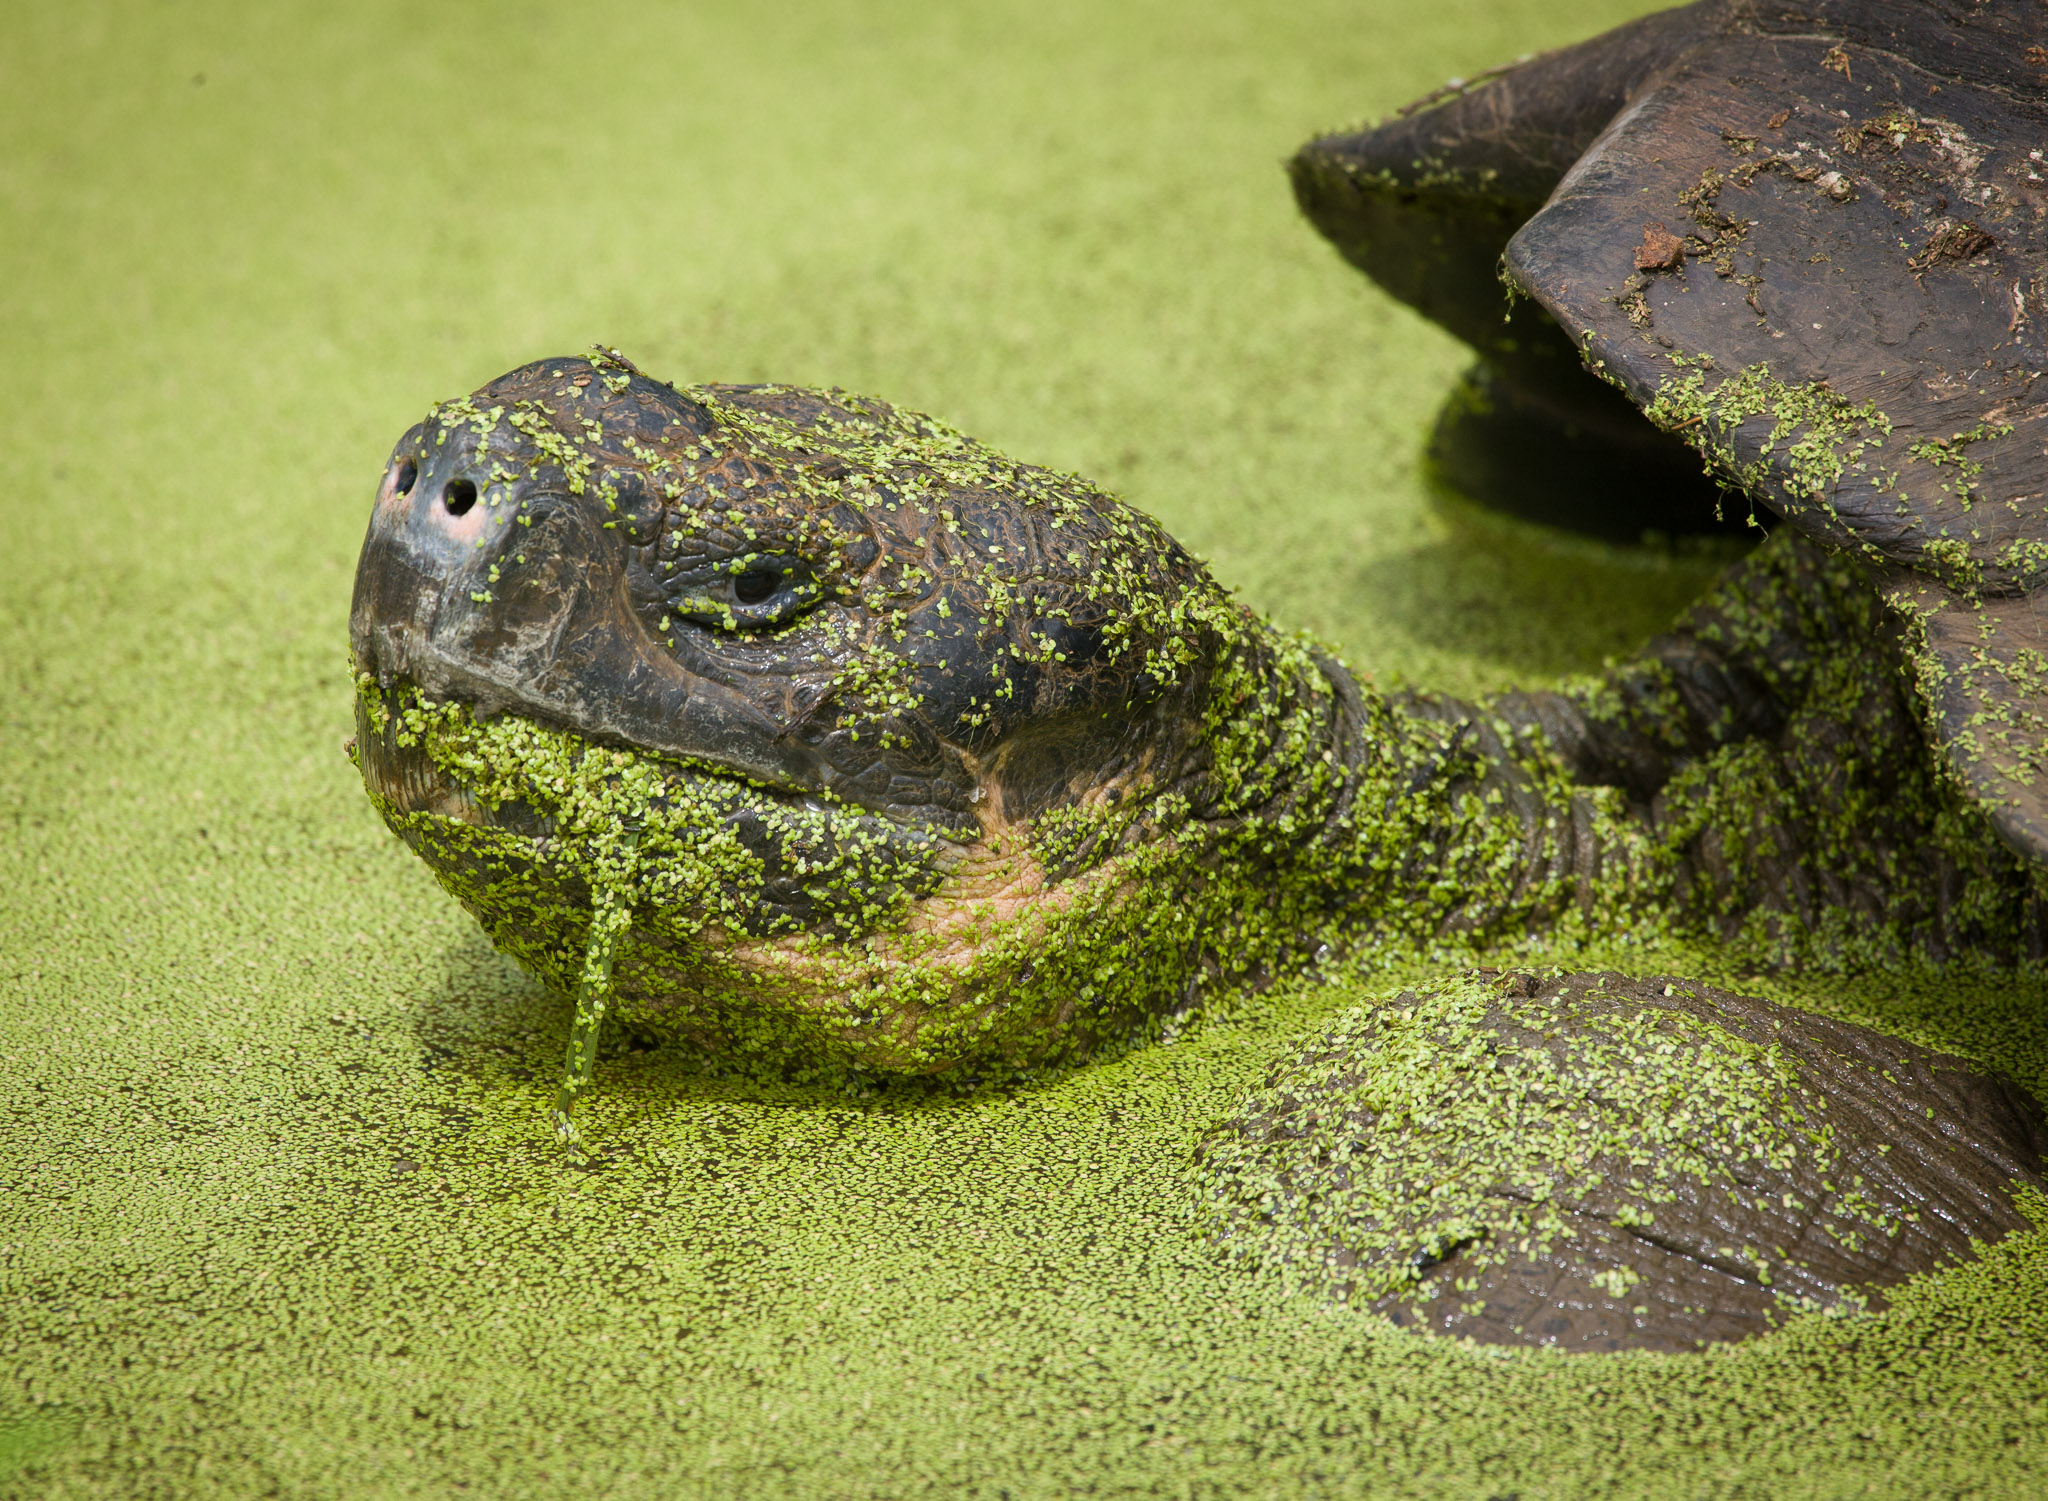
[350,351,2041,1085]
[347,349,2047,1347]
[345,0,2048,1348]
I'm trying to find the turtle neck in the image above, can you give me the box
[1180,532,2048,974]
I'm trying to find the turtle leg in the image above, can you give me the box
[1504,533,2047,964]
[1501,530,1868,796]
[1199,967,2048,1351]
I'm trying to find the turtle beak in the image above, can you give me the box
[347,429,828,791]
[349,435,510,693]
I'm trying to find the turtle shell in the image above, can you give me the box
[1294,0,2048,867]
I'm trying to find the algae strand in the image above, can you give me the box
[551,830,640,1160]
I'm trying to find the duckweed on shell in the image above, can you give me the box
[1199,968,2047,1351]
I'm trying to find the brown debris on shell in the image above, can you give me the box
[1910,218,1996,270]
[1634,220,1687,271]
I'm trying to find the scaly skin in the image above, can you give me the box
[349,353,2043,1079]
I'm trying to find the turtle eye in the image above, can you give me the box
[670,554,822,632]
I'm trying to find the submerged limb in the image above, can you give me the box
[551,834,640,1159]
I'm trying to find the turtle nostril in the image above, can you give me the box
[442,478,478,517]
[393,459,418,498]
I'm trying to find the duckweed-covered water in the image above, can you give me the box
[5,1,2046,1495]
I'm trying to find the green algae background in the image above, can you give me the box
[5,0,2048,1496]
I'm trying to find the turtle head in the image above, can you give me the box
[350,353,1258,1070]
[351,352,1231,837]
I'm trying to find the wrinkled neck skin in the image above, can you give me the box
[1141,625,1633,968]
[1228,531,2048,978]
